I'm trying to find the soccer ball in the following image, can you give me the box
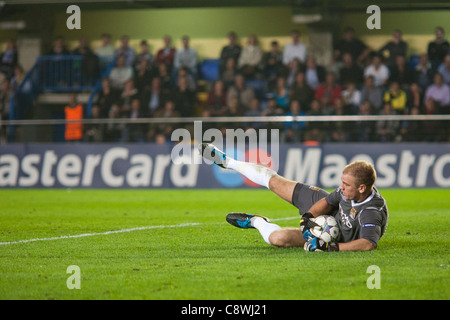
[310,215,340,243]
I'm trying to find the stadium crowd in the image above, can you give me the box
[1,26,450,144]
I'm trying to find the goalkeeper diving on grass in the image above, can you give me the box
[199,143,389,252]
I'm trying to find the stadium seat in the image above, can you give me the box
[408,55,421,68]
[200,59,220,82]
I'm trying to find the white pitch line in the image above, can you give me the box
[0,223,200,246]
[0,216,299,246]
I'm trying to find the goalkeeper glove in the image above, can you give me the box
[304,237,339,252]
[299,212,319,241]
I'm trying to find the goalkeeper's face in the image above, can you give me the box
[340,173,363,202]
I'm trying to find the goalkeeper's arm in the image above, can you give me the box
[308,198,335,217]
[300,198,336,241]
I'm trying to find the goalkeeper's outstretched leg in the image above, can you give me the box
[199,143,317,248]
[198,143,298,203]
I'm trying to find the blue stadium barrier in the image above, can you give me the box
[9,55,115,132]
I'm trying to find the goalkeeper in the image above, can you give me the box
[199,143,389,252]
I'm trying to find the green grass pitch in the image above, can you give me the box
[0,188,449,300]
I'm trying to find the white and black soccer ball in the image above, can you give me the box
[310,215,340,243]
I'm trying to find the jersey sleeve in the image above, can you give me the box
[325,187,341,208]
[358,208,384,248]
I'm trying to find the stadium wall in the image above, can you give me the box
[2,6,448,57]
[0,143,449,188]
[54,7,450,58]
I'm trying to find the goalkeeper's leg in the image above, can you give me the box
[199,143,298,204]
[226,213,305,247]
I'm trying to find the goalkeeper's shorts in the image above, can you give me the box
[291,183,338,216]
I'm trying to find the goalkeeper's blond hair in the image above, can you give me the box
[343,160,376,190]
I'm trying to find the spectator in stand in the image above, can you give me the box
[10,65,25,92]
[423,98,440,141]
[376,102,399,142]
[304,99,325,144]
[219,31,242,76]
[94,33,115,57]
[105,103,123,142]
[0,78,13,143]
[156,62,172,93]
[109,54,133,92]
[0,39,18,78]
[303,56,326,90]
[283,99,305,143]
[226,74,255,110]
[399,106,422,142]
[262,40,285,90]
[271,76,290,111]
[378,29,408,67]
[155,35,176,71]
[126,98,145,142]
[245,97,261,116]
[119,79,138,117]
[437,54,450,85]
[262,97,283,118]
[389,55,414,89]
[383,81,407,114]
[174,35,198,80]
[48,36,70,55]
[134,40,153,73]
[314,72,342,109]
[151,100,180,140]
[84,105,104,142]
[360,76,383,112]
[71,36,94,56]
[72,36,99,86]
[64,93,84,143]
[424,73,450,113]
[341,82,361,113]
[364,53,390,87]
[330,97,351,142]
[173,75,196,117]
[244,97,263,130]
[407,83,424,113]
[289,71,313,110]
[221,57,238,90]
[238,34,264,79]
[286,57,302,88]
[427,27,450,72]
[221,96,244,132]
[353,100,374,142]
[175,66,196,91]
[262,97,284,133]
[414,54,434,90]
[283,30,308,66]
[147,77,165,116]
[95,77,116,117]
[333,27,371,64]
[338,53,363,87]
[134,59,153,107]
[115,35,135,67]
[204,80,227,117]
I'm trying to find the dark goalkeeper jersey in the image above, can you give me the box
[325,186,389,248]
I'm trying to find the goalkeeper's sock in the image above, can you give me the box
[251,216,281,245]
[226,158,277,189]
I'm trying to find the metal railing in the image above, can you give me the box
[1,114,449,144]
